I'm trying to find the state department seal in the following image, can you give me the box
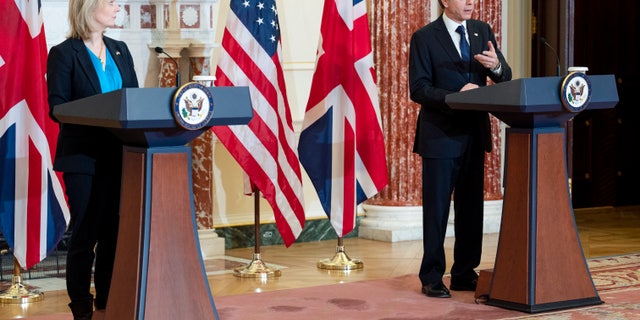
[560,72,592,113]
[172,82,214,130]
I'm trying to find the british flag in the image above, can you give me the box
[213,0,305,246]
[0,0,70,269]
[298,0,388,237]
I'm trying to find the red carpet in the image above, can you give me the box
[18,253,640,319]
[216,253,640,320]
[217,274,522,319]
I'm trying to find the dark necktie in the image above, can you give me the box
[456,25,470,80]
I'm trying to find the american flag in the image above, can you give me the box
[0,0,70,269]
[212,0,305,246]
[298,0,388,237]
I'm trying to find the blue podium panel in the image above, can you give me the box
[53,86,253,147]
[445,75,618,128]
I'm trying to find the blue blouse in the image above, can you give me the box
[86,45,123,93]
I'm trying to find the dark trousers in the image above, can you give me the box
[63,172,120,310]
[418,139,485,286]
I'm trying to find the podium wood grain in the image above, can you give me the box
[105,147,217,320]
[106,150,144,319]
[486,129,601,312]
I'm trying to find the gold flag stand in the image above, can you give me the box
[317,237,363,270]
[234,189,281,278]
[0,256,44,304]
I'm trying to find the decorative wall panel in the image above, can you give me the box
[368,0,505,206]
[180,5,201,29]
[140,5,156,29]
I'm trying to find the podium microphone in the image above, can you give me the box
[154,46,181,87]
[540,37,561,76]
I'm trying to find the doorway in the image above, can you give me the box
[533,0,640,208]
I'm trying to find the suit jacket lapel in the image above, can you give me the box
[434,16,461,64]
[104,38,127,83]
[71,38,101,94]
[434,16,471,82]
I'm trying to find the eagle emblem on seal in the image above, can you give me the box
[568,81,586,104]
[172,82,214,130]
[182,92,205,118]
[560,72,591,113]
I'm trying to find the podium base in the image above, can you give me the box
[486,297,603,314]
[106,147,218,319]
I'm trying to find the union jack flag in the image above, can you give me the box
[298,0,388,237]
[213,0,305,246]
[0,0,70,269]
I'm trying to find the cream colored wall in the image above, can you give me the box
[505,0,531,79]
[210,0,327,227]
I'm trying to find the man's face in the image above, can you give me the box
[442,0,475,23]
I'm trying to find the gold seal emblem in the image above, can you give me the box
[172,82,214,130]
[560,72,592,113]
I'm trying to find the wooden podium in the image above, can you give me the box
[54,87,253,319]
[446,75,619,313]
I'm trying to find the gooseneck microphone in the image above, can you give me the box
[540,37,561,76]
[154,46,181,87]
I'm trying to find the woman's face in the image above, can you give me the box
[93,0,120,31]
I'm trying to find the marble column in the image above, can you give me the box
[359,0,504,242]
[155,46,181,88]
[186,44,225,259]
[186,44,214,229]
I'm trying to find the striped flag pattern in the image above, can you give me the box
[0,0,70,269]
[212,0,305,246]
[298,0,388,237]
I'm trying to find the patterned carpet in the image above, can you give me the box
[508,254,640,319]
[587,254,640,293]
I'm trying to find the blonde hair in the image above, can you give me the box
[67,0,102,40]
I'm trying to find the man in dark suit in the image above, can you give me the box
[47,0,138,318]
[408,0,511,298]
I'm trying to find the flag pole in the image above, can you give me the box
[233,188,281,278]
[0,255,44,303]
[317,236,363,270]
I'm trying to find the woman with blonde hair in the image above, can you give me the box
[47,0,138,318]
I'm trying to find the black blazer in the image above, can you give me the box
[47,36,139,174]
[408,16,511,158]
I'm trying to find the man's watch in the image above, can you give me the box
[491,62,503,75]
